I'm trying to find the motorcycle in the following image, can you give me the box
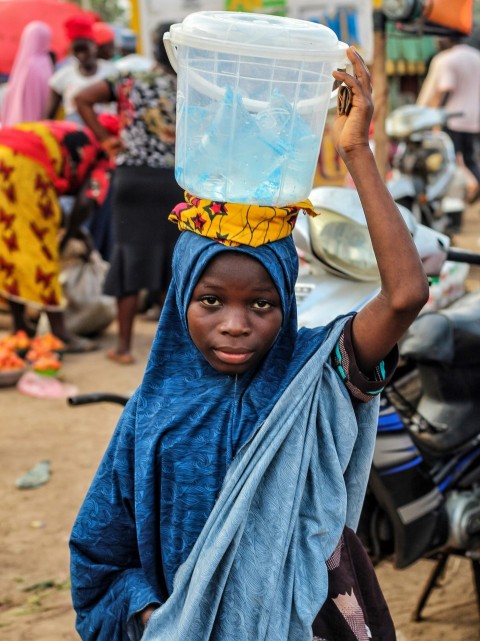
[386,104,468,234]
[69,184,480,621]
[294,185,480,621]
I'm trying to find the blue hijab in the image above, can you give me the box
[70,232,378,641]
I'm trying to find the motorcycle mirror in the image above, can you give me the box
[309,186,417,234]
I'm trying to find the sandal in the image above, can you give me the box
[62,336,99,354]
[106,348,136,365]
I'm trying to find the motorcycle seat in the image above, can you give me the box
[398,291,480,453]
[400,290,480,366]
[412,393,480,454]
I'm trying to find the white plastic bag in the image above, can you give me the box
[60,249,116,336]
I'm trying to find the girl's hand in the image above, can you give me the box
[331,47,373,162]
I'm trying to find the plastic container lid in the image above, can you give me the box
[169,11,348,62]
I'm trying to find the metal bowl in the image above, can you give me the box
[0,367,27,388]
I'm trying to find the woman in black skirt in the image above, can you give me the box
[75,23,182,363]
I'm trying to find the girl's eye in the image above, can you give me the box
[200,296,221,307]
[252,299,273,310]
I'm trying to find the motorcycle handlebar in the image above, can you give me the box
[446,247,480,265]
[446,111,464,120]
[68,393,130,407]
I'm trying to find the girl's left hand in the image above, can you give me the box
[331,47,373,162]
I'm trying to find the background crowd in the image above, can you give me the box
[0,12,480,366]
[0,13,180,363]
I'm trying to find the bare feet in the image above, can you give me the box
[63,336,99,353]
[106,348,136,365]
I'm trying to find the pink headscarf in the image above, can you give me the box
[0,21,54,128]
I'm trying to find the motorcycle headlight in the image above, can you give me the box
[309,209,380,281]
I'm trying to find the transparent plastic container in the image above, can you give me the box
[164,11,348,206]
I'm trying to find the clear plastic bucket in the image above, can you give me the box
[165,12,348,206]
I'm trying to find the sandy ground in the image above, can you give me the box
[1,205,480,641]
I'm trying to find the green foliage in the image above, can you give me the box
[71,0,127,25]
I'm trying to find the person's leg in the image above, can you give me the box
[445,128,480,202]
[107,294,138,363]
[45,310,73,343]
[116,293,138,354]
[45,310,98,352]
[460,132,480,187]
[8,300,36,336]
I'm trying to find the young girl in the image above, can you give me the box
[70,48,428,641]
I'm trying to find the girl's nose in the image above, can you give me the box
[219,308,250,335]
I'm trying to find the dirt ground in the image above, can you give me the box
[1,205,480,641]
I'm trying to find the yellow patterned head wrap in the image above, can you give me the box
[169,192,318,247]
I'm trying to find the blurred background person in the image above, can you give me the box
[75,23,182,364]
[47,15,117,123]
[83,112,118,263]
[93,22,116,62]
[117,27,137,58]
[0,118,114,351]
[416,36,454,108]
[0,21,54,128]
[418,35,480,203]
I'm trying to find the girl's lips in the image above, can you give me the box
[213,349,253,364]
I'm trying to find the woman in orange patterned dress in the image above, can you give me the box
[0,119,111,350]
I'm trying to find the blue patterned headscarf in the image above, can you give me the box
[145,229,300,374]
[171,227,298,328]
[70,231,378,641]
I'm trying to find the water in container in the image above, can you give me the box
[165,12,348,206]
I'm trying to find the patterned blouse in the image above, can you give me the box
[107,69,177,169]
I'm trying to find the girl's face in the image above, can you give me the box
[187,252,283,375]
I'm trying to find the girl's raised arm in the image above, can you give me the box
[331,48,429,373]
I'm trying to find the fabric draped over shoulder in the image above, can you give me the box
[142,317,379,641]
[69,232,379,641]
